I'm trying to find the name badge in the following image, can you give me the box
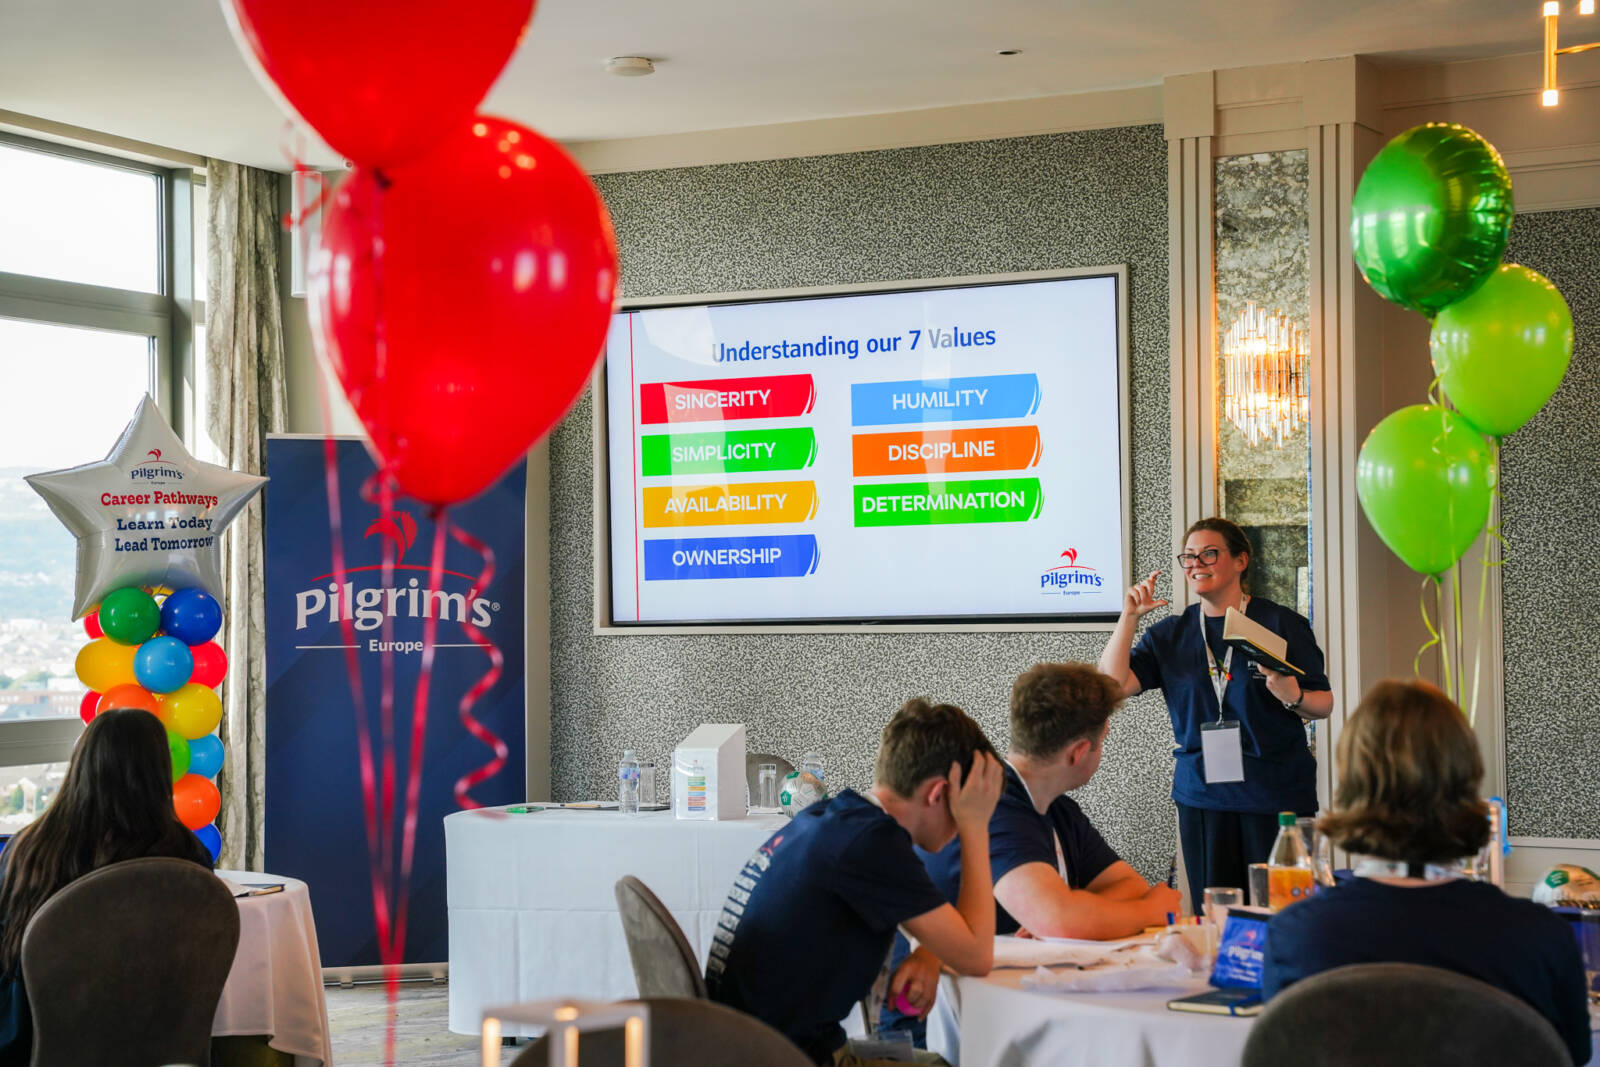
[1201,720,1245,784]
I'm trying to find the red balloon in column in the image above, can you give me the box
[310,115,619,506]
[221,0,536,169]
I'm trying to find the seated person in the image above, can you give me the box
[916,662,1180,940]
[1263,680,1590,1066]
[0,708,214,1066]
[706,699,1003,1067]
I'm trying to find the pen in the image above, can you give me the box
[1166,854,1177,889]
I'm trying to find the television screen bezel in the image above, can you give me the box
[591,264,1132,634]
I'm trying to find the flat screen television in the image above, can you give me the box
[598,267,1129,628]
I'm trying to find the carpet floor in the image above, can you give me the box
[325,981,521,1067]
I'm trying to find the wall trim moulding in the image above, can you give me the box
[564,84,1163,174]
[0,109,205,171]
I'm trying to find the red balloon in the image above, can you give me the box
[222,0,535,169]
[173,774,222,832]
[311,115,619,506]
[97,683,162,718]
[83,612,103,640]
[190,642,229,689]
[78,691,99,724]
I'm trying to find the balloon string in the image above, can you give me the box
[357,471,400,957]
[1466,439,1507,729]
[1451,558,1464,706]
[390,510,448,984]
[448,520,508,809]
[1416,574,1445,683]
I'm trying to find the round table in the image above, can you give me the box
[934,969,1254,1067]
[213,871,334,1067]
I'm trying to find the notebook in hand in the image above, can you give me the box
[1223,606,1303,676]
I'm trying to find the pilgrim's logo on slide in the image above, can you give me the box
[364,510,419,565]
[1040,547,1103,595]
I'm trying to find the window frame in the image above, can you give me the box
[0,131,201,766]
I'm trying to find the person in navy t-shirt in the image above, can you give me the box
[706,699,1004,1066]
[1263,680,1589,1066]
[917,663,1180,939]
[1099,517,1334,905]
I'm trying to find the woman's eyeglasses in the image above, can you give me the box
[1176,547,1223,568]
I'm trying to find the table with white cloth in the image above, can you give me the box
[212,871,334,1067]
[935,969,1254,1067]
[445,806,786,1036]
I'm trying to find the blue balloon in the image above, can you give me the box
[161,587,223,646]
[134,636,193,694]
[195,824,222,864]
[188,733,225,778]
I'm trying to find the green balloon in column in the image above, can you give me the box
[1356,404,1495,576]
[1350,123,1514,317]
[1430,263,1574,437]
[97,586,162,645]
[167,729,191,784]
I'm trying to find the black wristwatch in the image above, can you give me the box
[1282,692,1305,712]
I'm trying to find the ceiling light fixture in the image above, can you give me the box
[606,56,656,77]
[1542,1,1600,106]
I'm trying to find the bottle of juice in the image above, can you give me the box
[1267,811,1314,909]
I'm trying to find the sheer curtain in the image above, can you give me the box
[205,159,288,870]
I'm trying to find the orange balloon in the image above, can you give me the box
[172,774,221,831]
[74,638,138,692]
[96,683,161,718]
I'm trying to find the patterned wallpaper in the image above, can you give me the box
[1501,207,1600,839]
[547,125,1176,879]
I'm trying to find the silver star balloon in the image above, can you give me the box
[25,394,267,620]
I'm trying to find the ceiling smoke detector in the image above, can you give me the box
[606,56,656,77]
[996,48,1023,56]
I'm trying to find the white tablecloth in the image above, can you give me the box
[445,806,785,1036]
[939,969,1254,1067]
[213,871,334,1067]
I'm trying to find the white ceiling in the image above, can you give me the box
[0,0,1547,171]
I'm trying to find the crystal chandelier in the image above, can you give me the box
[1221,302,1308,448]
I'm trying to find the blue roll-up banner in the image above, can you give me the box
[263,436,526,967]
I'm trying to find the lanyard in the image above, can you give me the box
[1201,595,1249,722]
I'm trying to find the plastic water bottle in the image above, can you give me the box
[618,750,640,815]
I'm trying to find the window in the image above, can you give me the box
[0,133,199,821]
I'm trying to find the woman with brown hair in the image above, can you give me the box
[1099,516,1333,906]
[1263,680,1589,1065]
[0,707,213,1065]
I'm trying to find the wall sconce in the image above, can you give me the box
[482,999,650,1067]
[1221,302,1308,449]
[1543,0,1600,107]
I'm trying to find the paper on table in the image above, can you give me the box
[992,935,1157,970]
[1021,962,1196,993]
[217,877,249,898]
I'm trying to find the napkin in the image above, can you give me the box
[992,935,1155,970]
[1020,962,1196,993]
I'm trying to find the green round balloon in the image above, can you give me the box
[1350,123,1514,317]
[1356,404,1495,575]
[167,729,191,784]
[98,587,161,646]
[1431,263,1573,437]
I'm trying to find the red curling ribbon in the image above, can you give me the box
[447,518,508,809]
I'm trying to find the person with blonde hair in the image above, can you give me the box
[1262,679,1589,1065]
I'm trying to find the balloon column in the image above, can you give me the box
[29,395,265,862]
[1350,122,1575,710]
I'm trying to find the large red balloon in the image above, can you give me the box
[311,115,619,506]
[221,0,535,169]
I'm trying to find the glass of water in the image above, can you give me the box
[757,763,778,809]
[1203,886,1244,930]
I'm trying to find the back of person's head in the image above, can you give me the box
[875,698,995,798]
[0,708,192,974]
[1009,662,1123,759]
[1319,679,1489,864]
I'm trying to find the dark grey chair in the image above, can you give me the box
[614,875,707,999]
[1241,962,1574,1067]
[22,856,239,1067]
[510,997,811,1067]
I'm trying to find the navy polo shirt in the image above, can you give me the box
[705,789,948,1064]
[1264,878,1591,1066]
[916,763,1121,934]
[1129,595,1329,813]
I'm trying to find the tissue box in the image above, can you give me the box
[673,724,746,820]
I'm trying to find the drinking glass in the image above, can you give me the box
[1248,863,1271,909]
[1203,887,1244,930]
[757,763,778,809]
[638,762,656,807]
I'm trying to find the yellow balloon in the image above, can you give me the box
[161,683,222,741]
[75,638,138,692]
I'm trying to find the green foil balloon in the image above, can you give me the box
[1356,404,1495,576]
[1431,263,1573,437]
[167,729,191,784]
[98,586,161,646]
[1350,123,1514,316]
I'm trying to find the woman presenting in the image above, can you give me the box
[1099,517,1333,906]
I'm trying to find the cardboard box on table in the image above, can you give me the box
[673,724,746,820]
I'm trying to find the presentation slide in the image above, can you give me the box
[603,273,1127,625]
